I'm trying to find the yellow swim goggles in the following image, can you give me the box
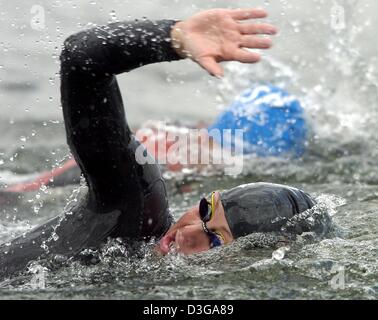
[199,192,225,248]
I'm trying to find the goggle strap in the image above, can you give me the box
[209,192,216,221]
[214,231,225,243]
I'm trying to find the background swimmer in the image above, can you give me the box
[1,84,308,193]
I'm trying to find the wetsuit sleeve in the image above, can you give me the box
[0,20,183,279]
[60,20,183,238]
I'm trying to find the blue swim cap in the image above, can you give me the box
[208,85,308,157]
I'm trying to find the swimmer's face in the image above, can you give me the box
[157,192,234,255]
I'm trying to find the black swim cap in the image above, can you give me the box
[220,183,316,239]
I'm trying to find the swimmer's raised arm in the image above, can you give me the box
[59,8,277,214]
[171,8,277,77]
[60,19,182,216]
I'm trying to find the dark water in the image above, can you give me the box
[0,0,377,299]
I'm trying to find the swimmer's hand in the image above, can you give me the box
[171,8,278,78]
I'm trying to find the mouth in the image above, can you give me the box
[158,230,178,255]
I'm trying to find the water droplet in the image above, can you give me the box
[272,246,290,260]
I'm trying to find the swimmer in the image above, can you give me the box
[2,84,308,193]
[0,8,316,278]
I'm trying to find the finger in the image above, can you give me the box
[229,8,267,21]
[198,57,224,77]
[233,49,261,64]
[239,22,278,35]
[240,36,272,49]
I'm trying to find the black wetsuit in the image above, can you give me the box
[0,20,182,278]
